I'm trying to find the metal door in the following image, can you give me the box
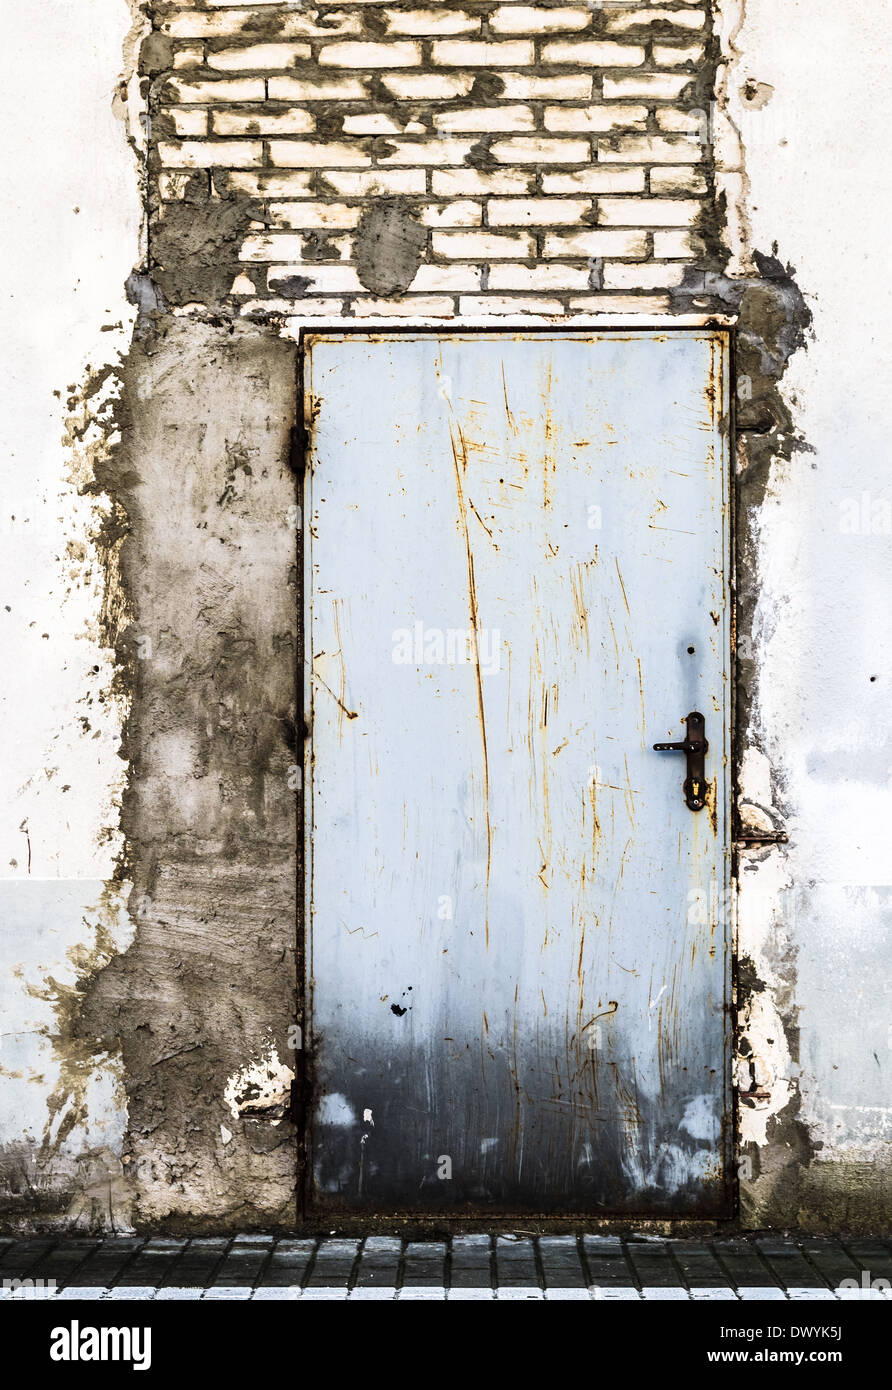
[302,330,731,1215]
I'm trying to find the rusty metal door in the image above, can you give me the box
[302,330,731,1215]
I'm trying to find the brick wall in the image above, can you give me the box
[148,2,716,316]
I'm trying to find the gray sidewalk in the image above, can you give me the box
[1,1233,890,1301]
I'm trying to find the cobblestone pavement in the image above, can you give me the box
[1,1234,890,1301]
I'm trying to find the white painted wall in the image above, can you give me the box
[728,0,892,1190]
[0,0,141,1220]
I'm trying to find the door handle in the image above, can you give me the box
[653,711,708,812]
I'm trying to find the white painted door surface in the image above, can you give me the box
[304,331,731,1215]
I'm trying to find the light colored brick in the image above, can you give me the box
[543,229,649,258]
[410,265,483,291]
[491,137,590,164]
[419,201,482,227]
[269,203,361,230]
[381,73,474,99]
[489,264,591,290]
[163,108,209,137]
[268,141,372,168]
[434,106,535,133]
[431,40,535,66]
[459,295,566,315]
[217,170,314,197]
[499,73,592,100]
[173,46,204,70]
[161,11,361,39]
[376,139,477,166]
[432,230,535,258]
[488,198,590,226]
[212,109,314,136]
[599,134,702,163]
[158,171,192,200]
[352,296,454,317]
[267,265,364,293]
[603,73,693,99]
[164,76,265,103]
[656,109,710,134]
[489,6,592,33]
[319,169,426,196]
[318,41,421,67]
[432,168,534,196]
[383,9,480,35]
[206,43,311,70]
[653,228,701,257]
[605,8,707,31]
[650,166,707,194]
[268,76,367,101]
[653,43,706,65]
[247,297,346,315]
[599,197,701,225]
[568,293,671,313]
[542,167,646,193]
[342,114,403,135]
[543,104,647,132]
[241,234,306,262]
[601,260,688,289]
[541,41,646,66]
[158,139,262,168]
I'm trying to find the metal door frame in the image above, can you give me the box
[293,323,739,1227]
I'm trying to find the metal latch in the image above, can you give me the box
[653,711,708,812]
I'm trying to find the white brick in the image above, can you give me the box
[173,46,204,70]
[319,169,426,196]
[603,73,693,99]
[489,264,591,290]
[650,166,707,194]
[410,265,483,291]
[541,41,646,66]
[163,108,209,136]
[568,293,671,312]
[269,203,361,230]
[419,201,482,227]
[381,73,473,99]
[491,137,590,163]
[544,104,647,132]
[161,10,361,39]
[432,230,535,258]
[352,296,455,317]
[598,197,701,225]
[383,9,480,35]
[653,43,706,65]
[376,139,477,166]
[432,168,534,196]
[268,141,372,168]
[164,76,265,102]
[432,40,535,66]
[268,76,367,101]
[499,73,592,99]
[158,171,192,200]
[459,295,566,315]
[267,265,364,293]
[342,113,403,135]
[601,260,688,289]
[212,109,314,136]
[489,6,592,33]
[318,41,421,67]
[218,170,314,197]
[206,43,311,70]
[158,139,262,168]
[488,198,590,226]
[543,229,649,258]
[434,106,535,133]
[542,167,646,193]
[241,234,306,262]
[605,8,707,31]
[656,109,710,134]
[599,134,703,163]
[653,228,701,256]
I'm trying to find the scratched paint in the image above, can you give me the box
[304,331,731,1214]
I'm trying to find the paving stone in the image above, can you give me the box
[642,1286,690,1300]
[593,1286,641,1300]
[156,1287,203,1300]
[300,1286,349,1300]
[251,1287,302,1300]
[495,1235,539,1287]
[161,1237,230,1288]
[711,1239,781,1290]
[581,1235,636,1287]
[796,1238,861,1289]
[353,1236,401,1288]
[67,1238,145,1288]
[349,1287,397,1301]
[203,1285,254,1299]
[755,1237,830,1290]
[448,1287,495,1300]
[538,1235,587,1288]
[21,1239,99,1286]
[690,1287,740,1301]
[306,1238,359,1287]
[671,1241,733,1289]
[401,1241,447,1287]
[0,1239,60,1279]
[625,1241,680,1287]
[210,1245,271,1287]
[262,1239,317,1287]
[496,1285,543,1300]
[736,1286,787,1301]
[844,1241,892,1282]
[787,1286,839,1300]
[396,1286,446,1300]
[449,1233,492,1288]
[544,1286,591,1300]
